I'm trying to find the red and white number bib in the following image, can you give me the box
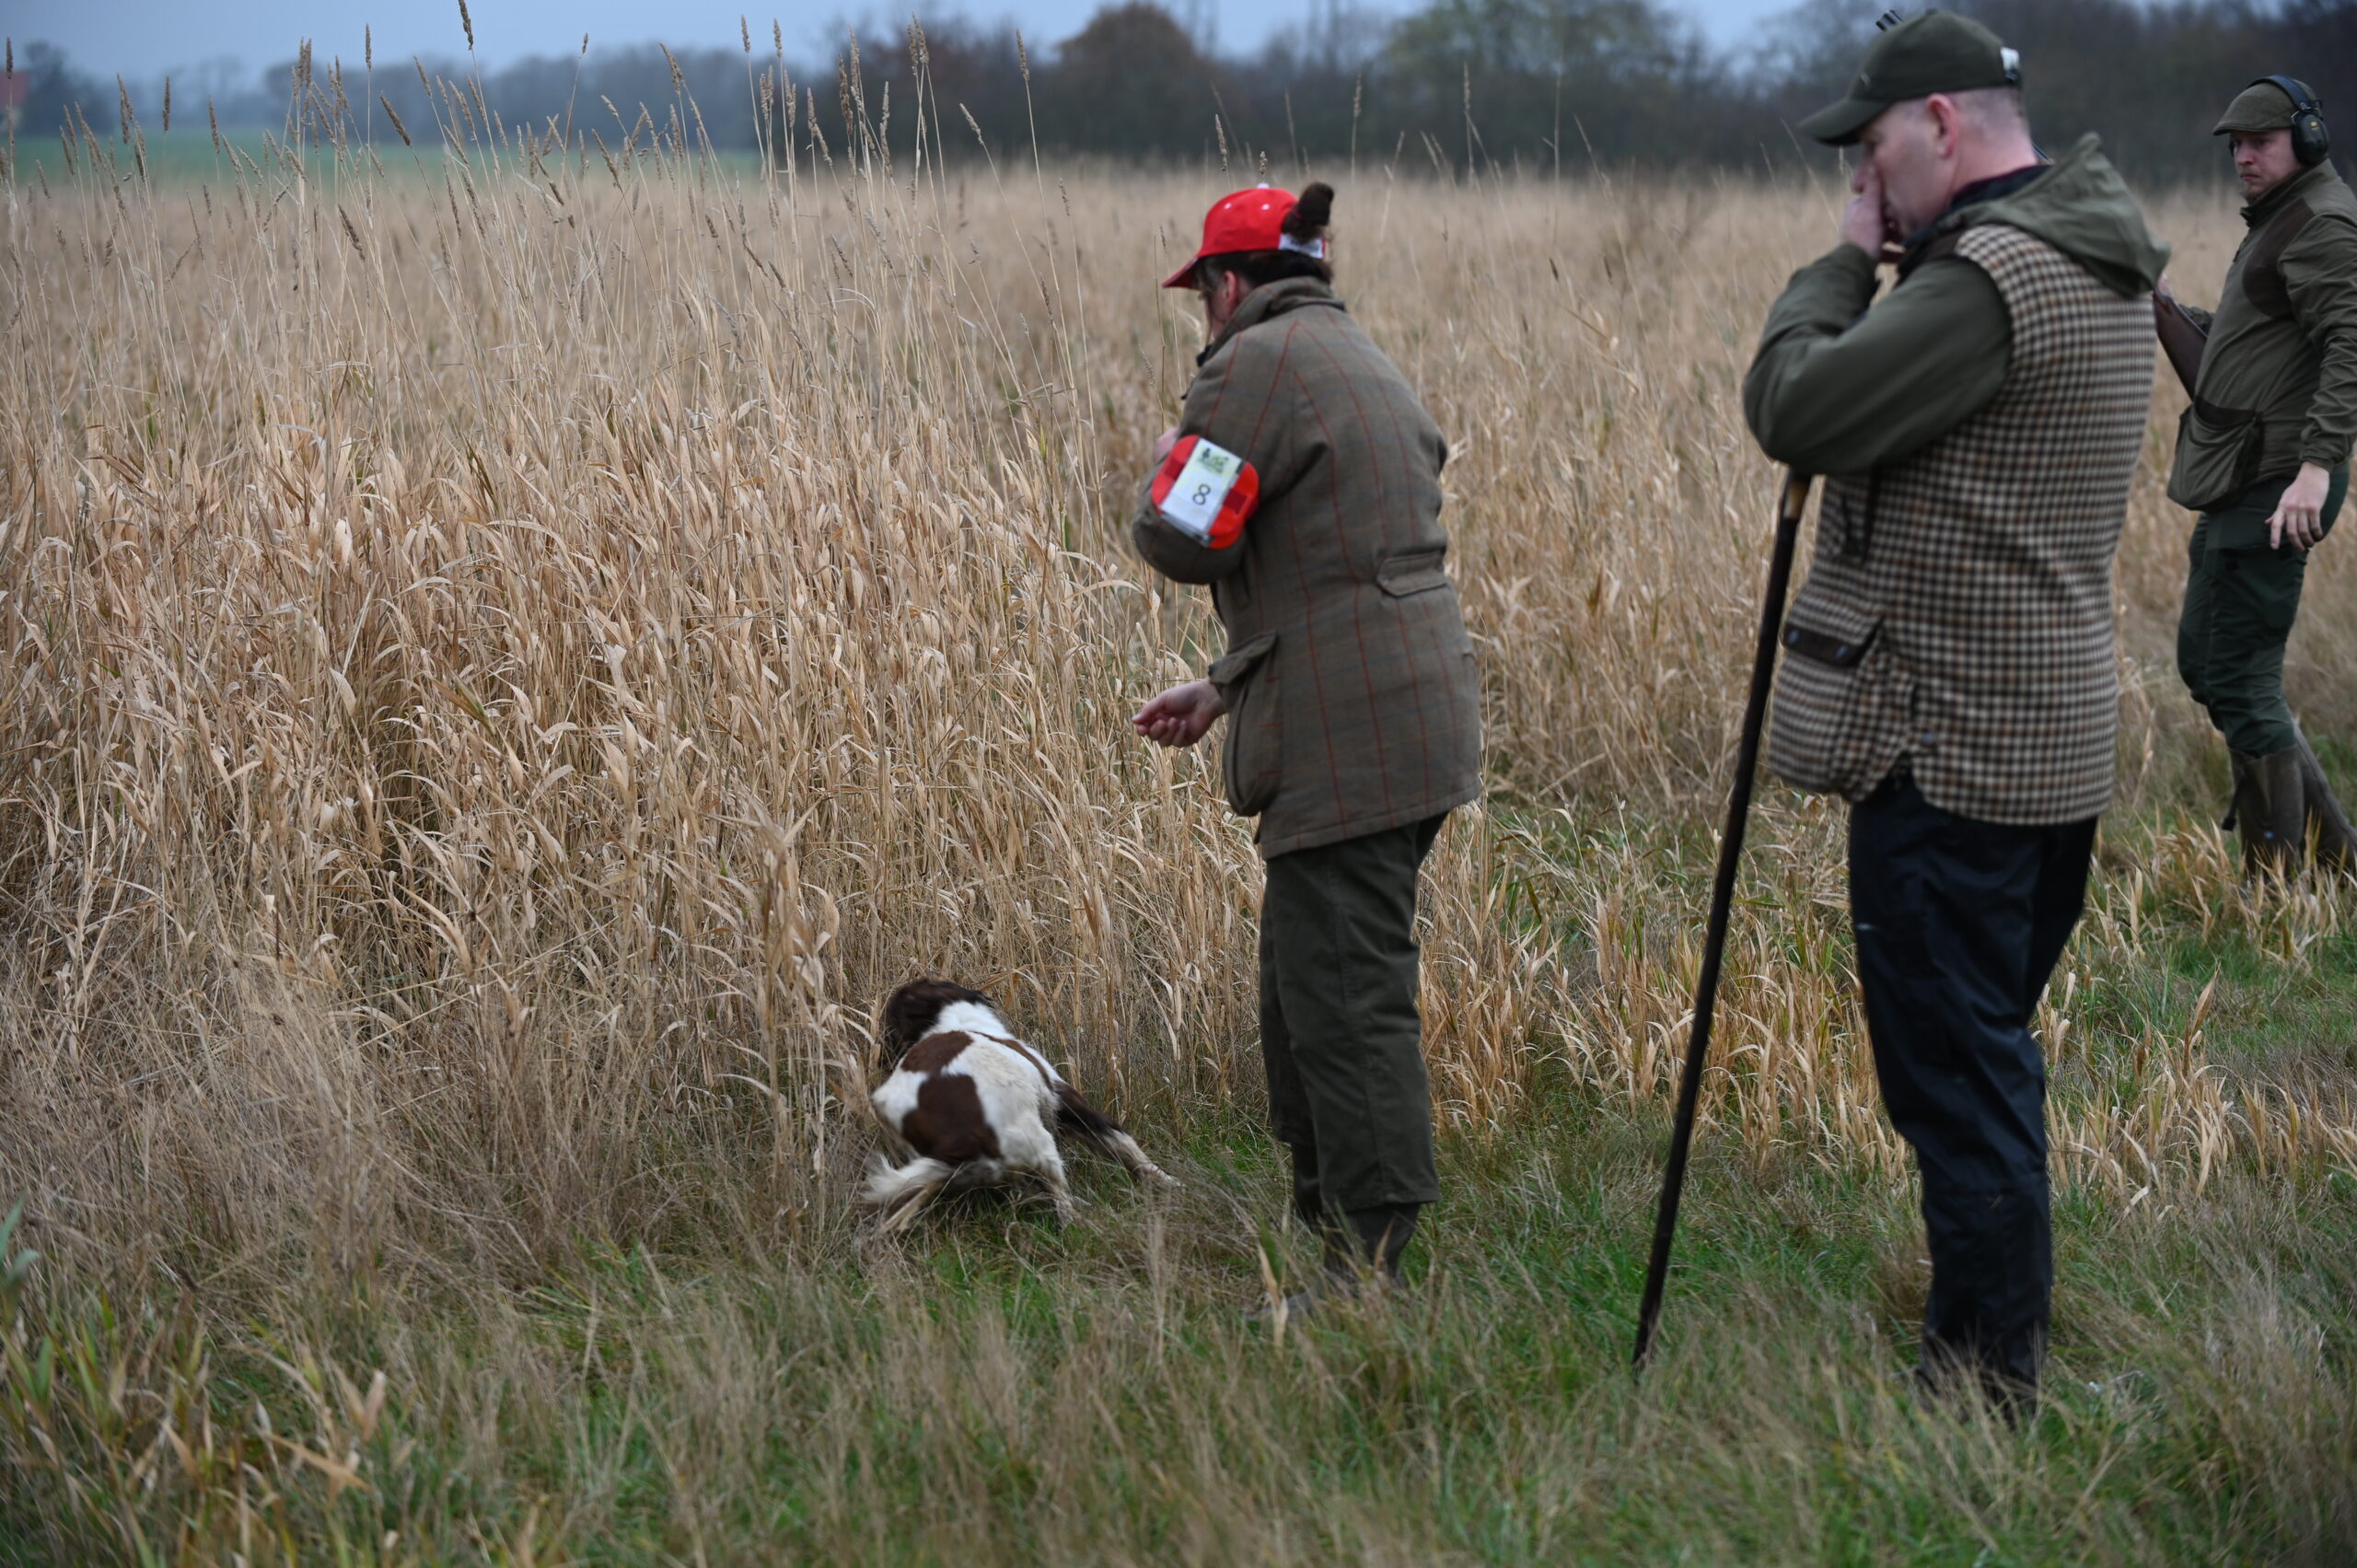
[1152,436,1260,549]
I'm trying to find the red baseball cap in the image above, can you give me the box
[1162,183,1329,289]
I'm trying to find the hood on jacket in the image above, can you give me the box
[1939,134,2170,298]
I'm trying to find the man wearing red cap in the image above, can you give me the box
[1130,182,1481,1313]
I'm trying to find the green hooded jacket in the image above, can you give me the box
[2165,159,2357,514]
[1747,134,2169,476]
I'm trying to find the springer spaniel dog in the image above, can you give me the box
[861,979,1176,1228]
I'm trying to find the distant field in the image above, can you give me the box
[2,117,2352,1564]
[6,123,782,189]
[12,127,407,186]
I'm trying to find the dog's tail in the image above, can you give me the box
[1054,1085,1179,1188]
[861,1155,957,1230]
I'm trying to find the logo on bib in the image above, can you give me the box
[1152,436,1260,549]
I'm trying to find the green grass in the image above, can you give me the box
[4,809,2353,1566]
[4,125,770,190]
[8,127,353,188]
[6,1108,2351,1565]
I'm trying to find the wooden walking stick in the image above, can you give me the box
[1632,469,1814,1372]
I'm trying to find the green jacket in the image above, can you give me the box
[2166,161,2357,513]
[1747,135,2168,476]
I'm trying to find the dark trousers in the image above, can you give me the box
[2176,466,2347,757]
[1849,779,2096,1394]
[1259,815,1446,1220]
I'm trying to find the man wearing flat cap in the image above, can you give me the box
[2154,77,2357,877]
[1744,10,2167,1408]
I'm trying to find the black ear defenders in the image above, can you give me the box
[2252,75,2331,168]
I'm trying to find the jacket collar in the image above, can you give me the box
[1196,277,1346,365]
[2243,160,2337,227]
[1898,160,2048,268]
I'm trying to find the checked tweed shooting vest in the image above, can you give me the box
[1768,225,2156,825]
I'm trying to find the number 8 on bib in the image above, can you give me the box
[1152,436,1260,549]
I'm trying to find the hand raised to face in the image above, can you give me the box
[1840,159,1901,264]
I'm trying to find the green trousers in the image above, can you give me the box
[2177,466,2349,758]
[1259,814,1446,1219]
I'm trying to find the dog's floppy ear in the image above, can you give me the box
[878,977,990,1051]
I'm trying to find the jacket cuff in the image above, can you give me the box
[2299,430,2355,471]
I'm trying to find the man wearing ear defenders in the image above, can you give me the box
[2156,76,2357,877]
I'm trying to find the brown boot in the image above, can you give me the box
[2293,728,2357,876]
[2237,747,2306,878]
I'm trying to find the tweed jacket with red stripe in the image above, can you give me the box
[1131,278,1481,859]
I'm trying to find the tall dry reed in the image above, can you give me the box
[3,82,2352,1307]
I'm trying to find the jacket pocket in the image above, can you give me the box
[1767,592,1903,800]
[1208,632,1283,817]
[1376,546,1451,597]
[2167,401,2266,513]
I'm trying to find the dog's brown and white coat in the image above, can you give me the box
[861,980,1175,1226]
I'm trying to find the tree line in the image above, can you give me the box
[7,0,2354,182]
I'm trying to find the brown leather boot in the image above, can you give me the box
[2239,748,2306,878]
[2293,727,2357,876]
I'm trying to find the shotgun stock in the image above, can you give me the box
[2154,292,2208,398]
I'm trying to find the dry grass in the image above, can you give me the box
[3,81,2355,1565]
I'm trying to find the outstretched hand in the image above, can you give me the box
[1132,679,1227,749]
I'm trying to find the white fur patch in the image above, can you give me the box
[868,1002,1062,1183]
[942,1038,1063,1172]
[871,1065,926,1132]
[863,989,1175,1225]
[929,1001,1066,1081]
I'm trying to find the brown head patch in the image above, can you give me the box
[880,977,992,1051]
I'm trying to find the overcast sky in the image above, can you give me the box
[8,0,1804,84]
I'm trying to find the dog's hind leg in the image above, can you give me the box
[1102,1130,1178,1188]
[1037,1146,1077,1225]
[1053,1084,1178,1188]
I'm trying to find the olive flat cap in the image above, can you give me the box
[1799,10,2023,145]
[2213,79,2305,135]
